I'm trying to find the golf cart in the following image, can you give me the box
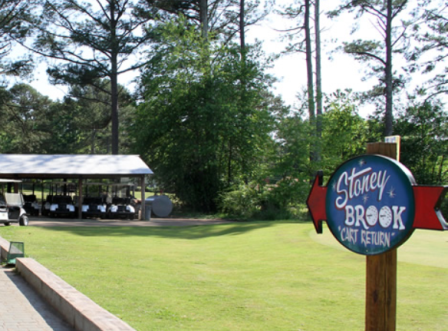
[78,182,108,219]
[41,194,53,216]
[106,183,137,220]
[0,179,29,226]
[22,181,41,216]
[82,196,107,219]
[49,195,76,218]
[42,181,76,218]
[23,194,40,216]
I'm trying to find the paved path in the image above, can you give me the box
[0,267,73,331]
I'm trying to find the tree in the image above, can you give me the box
[273,89,372,183]
[410,1,448,100]
[321,90,373,171]
[132,17,274,211]
[141,0,269,43]
[29,0,152,154]
[66,80,135,154]
[277,0,323,163]
[42,97,87,154]
[67,82,112,154]
[0,0,36,78]
[0,84,53,153]
[395,100,448,185]
[330,0,410,136]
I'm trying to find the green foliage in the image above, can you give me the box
[143,0,270,44]
[409,1,448,99]
[219,90,375,219]
[274,90,372,178]
[0,0,35,78]
[0,84,53,153]
[220,182,263,218]
[132,16,274,212]
[41,98,87,154]
[0,80,135,154]
[320,90,373,171]
[219,177,310,220]
[33,0,153,154]
[395,101,448,185]
[330,0,411,135]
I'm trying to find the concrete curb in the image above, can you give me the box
[0,238,135,331]
[0,236,9,261]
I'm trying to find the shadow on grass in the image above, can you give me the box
[33,220,307,240]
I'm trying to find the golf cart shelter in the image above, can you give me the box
[0,154,153,220]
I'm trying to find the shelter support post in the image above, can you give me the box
[78,178,83,219]
[41,180,44,212]
[140,175,145,221]
[365,142,398,331]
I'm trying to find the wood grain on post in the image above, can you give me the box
[365,142,398,331]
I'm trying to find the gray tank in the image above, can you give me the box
[145,195,173,218]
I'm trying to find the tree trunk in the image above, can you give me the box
[305,0,316,162]
[384,0,394,136]
[91,128,96,154]
[239,0,246,87]
[111,58,119,155]
[200,0,208,40]
[240,0,245,59]
[110,3,119,155]
[314,0,322,162]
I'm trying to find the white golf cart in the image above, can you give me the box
[42,181,76,218]
[106,183,137,220]
[0,179,29,226]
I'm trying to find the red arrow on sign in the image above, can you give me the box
[306,171,327,234]
[413,186,448,230]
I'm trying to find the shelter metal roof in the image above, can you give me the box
[0,154,153,179]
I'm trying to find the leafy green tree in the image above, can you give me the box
[0,84,53,153]
[330,0,410,136]
[271,111,314,203]
[132,16,274,212]
[271,90,371,203]
[39,79,136,154]
[395,101,448,184]
[42,97,86,154]
[66,80,135,154]
[321,90,373,171]
[29,0,153,154]
[66,82,111,154]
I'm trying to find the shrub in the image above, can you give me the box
[219,182,262,218]
[219,177,310,220]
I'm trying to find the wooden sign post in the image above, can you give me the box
[365,142,398,331]
[307,139,448,331]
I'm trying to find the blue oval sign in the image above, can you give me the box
[326,155,416,255]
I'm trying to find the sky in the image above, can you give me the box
[249,0,379,115]
[22,0,379,117]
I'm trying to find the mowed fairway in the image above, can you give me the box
[1,221,447,331]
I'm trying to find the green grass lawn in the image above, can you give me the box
[0,221,447,331]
